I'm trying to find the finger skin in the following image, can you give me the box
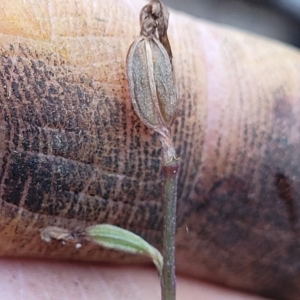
[0,258,268,300]
[0,0,300,299]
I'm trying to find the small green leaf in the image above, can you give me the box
[86,224,163,272]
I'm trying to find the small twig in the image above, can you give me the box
[159,131,178,300]
[127,1,179,299]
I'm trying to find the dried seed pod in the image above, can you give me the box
[127,0,177,133]
[127,38,177,133]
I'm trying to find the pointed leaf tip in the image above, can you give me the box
[86,224,163,272]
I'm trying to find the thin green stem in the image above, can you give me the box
[159,132,178,300]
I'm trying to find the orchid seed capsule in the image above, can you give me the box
[126,23,177,132]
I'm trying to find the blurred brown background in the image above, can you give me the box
[164,0,300,48]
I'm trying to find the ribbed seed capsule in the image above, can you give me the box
[126,35,177,132]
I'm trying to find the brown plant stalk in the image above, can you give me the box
[126,1,179,299]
